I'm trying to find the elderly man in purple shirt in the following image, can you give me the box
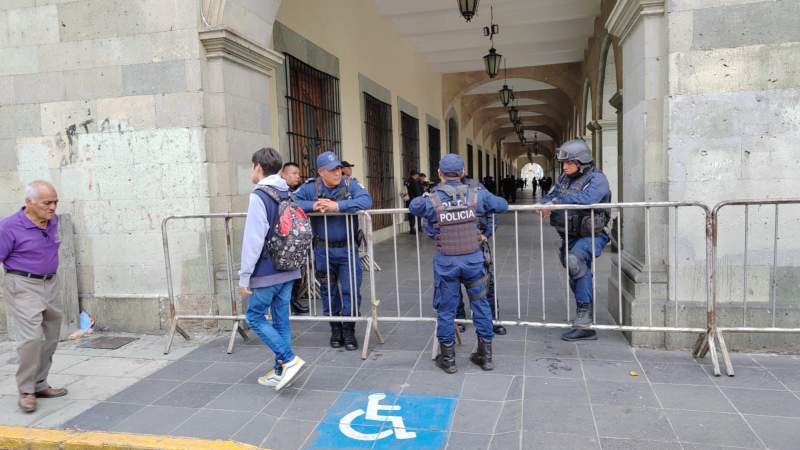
[0,180,67,413]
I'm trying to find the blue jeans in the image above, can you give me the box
[433,253,494,344]
[246,281,296,370]
[562,234,610,305]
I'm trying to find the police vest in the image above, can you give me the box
[550,167,611,238]
[430,183,483,256]
[312,178,352,201]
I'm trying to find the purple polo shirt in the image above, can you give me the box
[0,208,60,276]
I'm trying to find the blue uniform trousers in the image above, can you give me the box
[314,246,363,317]
[562,234,610,305]
[433,253,494,345]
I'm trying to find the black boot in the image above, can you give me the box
[493,325,507,335]
[329,322,343,348]
[470,337,494,371]
[561,328,597,341]
[291,297,309,315]
[573,304,593,329]
[435,342,457,374]
[342,322,359,351]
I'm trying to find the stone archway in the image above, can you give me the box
[598,39,621,204]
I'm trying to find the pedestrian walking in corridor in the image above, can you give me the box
[0,180,68,413]
[410,154,508,374]
[541,139,611,341]
[240,148,307,391]
[294,151,373,351]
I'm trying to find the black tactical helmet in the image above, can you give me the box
[556,139,593,164]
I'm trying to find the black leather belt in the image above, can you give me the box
[6,269,56,281]
[313,238,349,248]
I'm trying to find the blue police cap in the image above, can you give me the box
[316,151,342,171]
[439,154,464,176]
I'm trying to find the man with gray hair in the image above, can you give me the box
[0,181,67,413]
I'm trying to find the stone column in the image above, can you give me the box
[606,0,670,346]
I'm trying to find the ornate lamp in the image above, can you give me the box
[457,0,479,22]
[508,105,519,123]
[482,5,501,79]
[498,59,513,106]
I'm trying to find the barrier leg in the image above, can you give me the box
[371,301,385,344]
[163,320,190,355]
[226,320,243,354]
[716,331,735,377]
[693,332,709,359]
[431,322,438,360]
[361,318,372,360]
[707,330,721,377]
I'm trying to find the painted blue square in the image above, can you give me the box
[309,390,457,450]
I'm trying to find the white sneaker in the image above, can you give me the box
[257,368,282,387]
[275,356,305,391]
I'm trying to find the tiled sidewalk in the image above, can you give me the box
[60,324,800,450]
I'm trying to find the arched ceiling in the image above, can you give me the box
[465,78,554,95]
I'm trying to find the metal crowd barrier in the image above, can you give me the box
[711,199,800,376]
[161,212,383,359]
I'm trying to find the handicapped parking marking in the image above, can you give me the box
[309,390,457,449]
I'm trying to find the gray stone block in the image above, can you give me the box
[79,295,167,334]
[0,48,38,77]
[693,0,800,50]
[155,92,203,128]
[664,409,760,448]
[0,77,13,105]
[13,71,65,105]
[0,104,41,138]
[7,4,59,46]
[0,139,16,170]
[122,61,186,96]
[63,66,124,101]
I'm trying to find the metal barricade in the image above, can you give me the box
[162,212,382,359]
[711,199,800,376]
[362,201,727,376]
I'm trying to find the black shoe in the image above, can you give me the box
[573,304,593,329]
[561,328,597,341]
[493,325,507,335]
[329,322,344,348]
[291,298,309,315]
[457,323,466,333]
[470,337,494,371]
[342,322,359,351]
[435,342,457,374]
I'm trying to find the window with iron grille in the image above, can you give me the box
[400,112,419,179]
[467,144,474,178]
[284,53,342,179]
[428,125,441,182]
[364,93,394,230]
[478,148,483,180]
[486,153,490,179]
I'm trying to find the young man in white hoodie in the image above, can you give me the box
[239,147,305,390]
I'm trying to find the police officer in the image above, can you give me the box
[410,154,508,374]
[541,139,611,341]
[293,151,373,350]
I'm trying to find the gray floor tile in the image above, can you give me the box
[282,390,339,421]
[263,417,318,450]
[189,362,259,384]
[576,341,635,361]
[492,339,526,356]
[110,405,194,435]
[204,382,278,412]
[653,384,735,412]
[262,387,299,417]
[745,414,800,450]
[523,376,589,404]
[172,408,253,440]
[63,402,143,431]
[346,368,411,392]
[239,362,275,385]
[593,405,676,441]
[765,367,800,391]
[522,400,595,436]
[446,431,493,450]
[376,334,431,351]
[362,350,421,370]
[106,379,181,405]
[292,331,331,348]
[462,373,514,401]
[722,387,800,417]
[451,399,504,434]
[634,349,698,365]
[506,375,523,400]
[525,339,578,358]
[587,379,659,407]
[153,382,229,408]
[300,365,357,391]
[600,437,681,449]
[581,360,645,383]
[405,369,464,398]
[495,399,522,434]
[642,361,713,385]
[704,366,785,390]
[525,356,581,379]
[490,431,522,450]
[523,431,599,450]
[231,414,278,447]
[750,354,800,369]
[315,348,366,368]
[146,359,213,381]
[664,409,762,448]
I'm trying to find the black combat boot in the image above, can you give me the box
[493,325,507,335]
[470,337,494,371]
[342,322,359,351]
[573,304,593,329]
[561,328,597,341]
[329,322,343,348]
[435,342,457,374]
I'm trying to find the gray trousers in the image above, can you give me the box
[3,274,62,394]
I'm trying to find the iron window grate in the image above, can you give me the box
[428,125,441,182]
[364,93,394,230]
[401,112,420,179]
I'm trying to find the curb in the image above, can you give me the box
[0,426,262,450]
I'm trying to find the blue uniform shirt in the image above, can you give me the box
[541,169,610,205]
[409,180,508,261]
[292,176,373,243]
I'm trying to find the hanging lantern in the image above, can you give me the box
[483,47,502,79]
[499,84,513,107]
[508,105,519,123]
[457,0,480,22]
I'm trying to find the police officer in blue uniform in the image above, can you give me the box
[293,151,373,350]
[541,139,611,341]
[410,154,508,373]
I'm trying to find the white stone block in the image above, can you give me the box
[40,99,94,137]
[130,127,205,165]
[13,71,65,104]
[0,47,38,77]
[15,136,51,180]
[58,166,101,202]
[185,59,202,92]
[0,171,23,204]
[668,0,777,13]
[0,77,14,106]
[7,4,58,46]
[95,95,155,131]
[155,92,203,128]
[0,0,35,10]
[63,66,124,101]
[0,138,16,169]
[0,10,7,48]
[160,162,208,199]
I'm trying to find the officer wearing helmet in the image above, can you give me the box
[541,139,611,341]
[410,154,508,374]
